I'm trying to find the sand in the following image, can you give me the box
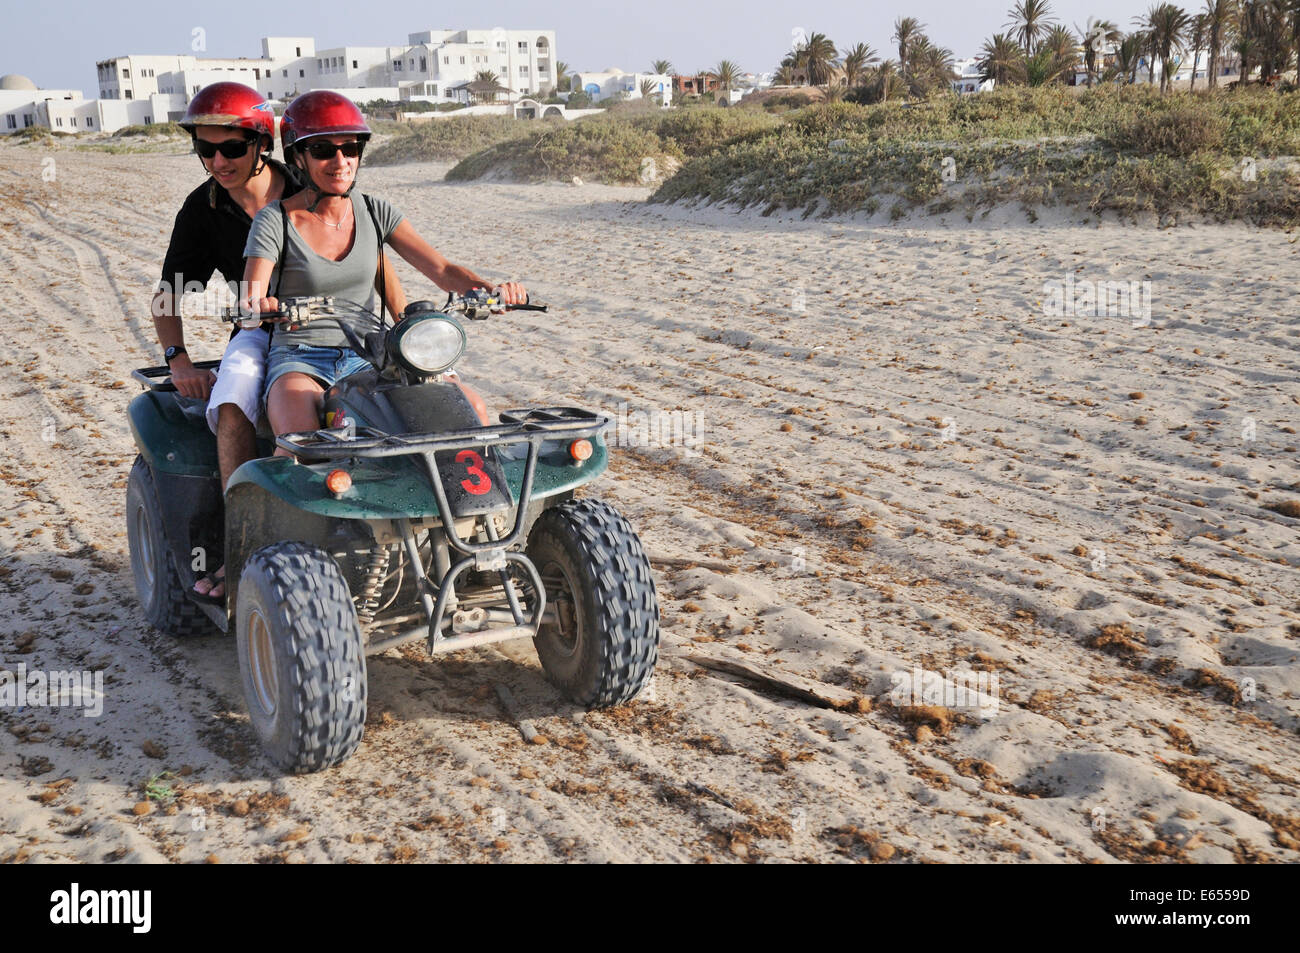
[0,145,1297,864]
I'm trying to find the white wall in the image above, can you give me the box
[1,89,81,133]
[262,37,315,61]
[571,72,671,103]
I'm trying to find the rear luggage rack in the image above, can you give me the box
[131,361,221,393]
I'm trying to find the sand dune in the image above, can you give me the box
[0,146,1297,863]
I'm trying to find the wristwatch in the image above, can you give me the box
[164,345,188,366]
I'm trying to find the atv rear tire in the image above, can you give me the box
[235,542,367,773]
[126,456,213,637]
[526,498,658,707]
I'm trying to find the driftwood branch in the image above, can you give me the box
[495,683,547,744]
[684,655,867,712]
[648,554,735,574]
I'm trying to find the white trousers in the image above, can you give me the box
[204,328,269,434]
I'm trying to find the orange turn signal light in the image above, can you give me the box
[325,469,353,496]
[569,439,593,462]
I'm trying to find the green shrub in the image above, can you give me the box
[447,118,674,184]
[9,126,54,143]
[1102,101,1227,156]
[763,92,820,112]
[113,121,185,138]
[647,87,1300,226]
[366,115,535,165]
[650,109,780,156]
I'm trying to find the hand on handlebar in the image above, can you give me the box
[237,294,304,331]
[242,295,280,315]
[493,282,527,307]
[170,359,217,400]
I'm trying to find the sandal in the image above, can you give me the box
[192,566,226,604]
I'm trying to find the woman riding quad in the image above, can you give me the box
[239,91,516,445]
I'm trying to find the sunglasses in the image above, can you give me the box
[194,137,257,160]
[303,140,363,160]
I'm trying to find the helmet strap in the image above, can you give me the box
[244,135,272,184]
[304,179,357,213]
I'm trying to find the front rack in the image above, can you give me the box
[277,407,612,653]
[275,407,609,461]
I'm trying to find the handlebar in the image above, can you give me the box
[219,290,547,329]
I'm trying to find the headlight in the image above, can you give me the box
[391,314,466,375]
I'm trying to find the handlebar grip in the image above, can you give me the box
[509,301,548,313]
[221,306,290,322]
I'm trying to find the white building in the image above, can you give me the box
[96,30,556,110]
[951,58,993,94]
[570,69,672,104]
[5,27,559,136]
[1,75,83,132]
[0,74,173,133]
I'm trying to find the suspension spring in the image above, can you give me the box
[354,544,391,624]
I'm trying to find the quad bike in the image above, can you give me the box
[126,292,659,773]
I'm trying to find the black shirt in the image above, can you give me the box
[158,158,303,302]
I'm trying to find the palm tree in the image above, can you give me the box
[1006,0,1058,53]
[799,32,839,87]
[1142,3,1191,91]
[471,70,508,102]
[980,33,1026,84]
[774,63,796,85]
[555,61,570,92]
[861,60,906,103]
[1203,0,1236,87]
[1023,46,1075,84]
[1291,0,1300,82]
[1248,0,1291,82]
[840,42,879,87]
[1232,29,1258,84]
[1117,34,1145,82]
[639,78,657,100]
[713,59,741,99]
[651,59,674,76]
[893,17,925,80]
[1040,24,1081,81]
[905,37,958,95]
[1041,25,1080,61]
[1188,13,1208,89]
[1075,17,1121,85]
[1128,25,1159,83]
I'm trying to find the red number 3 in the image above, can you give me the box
[456,449,492,495]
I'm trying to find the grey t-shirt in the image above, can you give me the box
[244,193,405,347]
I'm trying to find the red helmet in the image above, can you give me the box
[281,91,371,161]
[179,82,275,142]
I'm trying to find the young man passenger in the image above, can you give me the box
[151,82,403,600]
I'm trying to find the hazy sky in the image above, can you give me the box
[7,0,1172,93]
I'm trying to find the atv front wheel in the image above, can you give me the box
[235,542,367,773]
[126,456,213,637]
[526,498,659,707]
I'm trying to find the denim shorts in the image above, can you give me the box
[265,345,372,395]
